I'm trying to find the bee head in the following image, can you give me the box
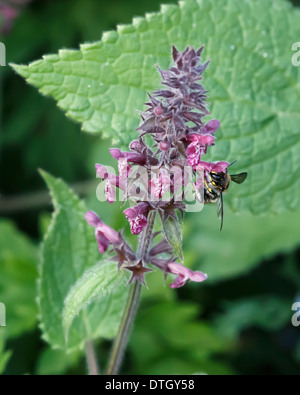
[209,171,231,192]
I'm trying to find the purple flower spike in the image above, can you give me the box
[85,211,120,253]
[123,203,149,235]
[85,46,247,287]
[167,262,208,288]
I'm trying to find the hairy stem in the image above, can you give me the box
[137,210,156,260]
[105,281,141,376]
[106,210,156,375]
[85,340,100,375]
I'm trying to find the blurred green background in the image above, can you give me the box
[0,0,300,375]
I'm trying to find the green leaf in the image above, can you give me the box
[214,296,292,339]
[36,347,80,376]
[11,0,300,214]
[185,205,300,281]
[161,215,183,261]
[0,334,11,375]
[130,300,233,375]
[39,171,128,351]
[63,262,128,340]
[0,220,38,339]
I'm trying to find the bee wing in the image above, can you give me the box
[231,172,248,184]
[217,193,224,231]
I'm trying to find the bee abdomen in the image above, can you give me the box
[204,186,220,203]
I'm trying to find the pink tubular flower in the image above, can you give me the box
[201,119,220,134]
[186,119,220,167]
[187,134,215,145]
[195,161,230,173]
[109,148,123,160]
[186,137,215,166]
[186,134,216,167]
[95,163,121,204]
[123,202,149,235]
[105,181,116,204]
[149,169,171,199]
[109,148,146,165]
[186,141,206,166]
[96,163,120,186]
[85,211,120,253]
[167,262,208,288]
[118,158,131,180]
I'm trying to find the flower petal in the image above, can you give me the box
[85,211,102,228]
[97,223,120,244]
[201,119,220,134]
[211,161,230,173]
[105,180,116,204]
[109,148,124,160]
[95,231,110,254]
[167,262,207,288]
